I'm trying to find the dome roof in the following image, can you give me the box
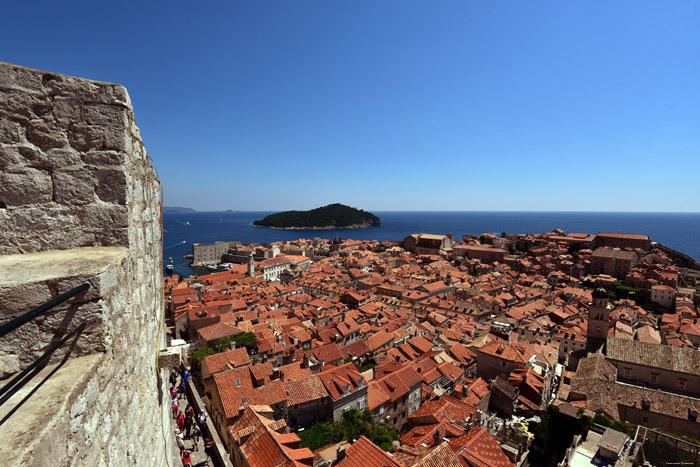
[592,288,608,300]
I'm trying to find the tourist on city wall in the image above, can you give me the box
[170,371,178,387]
[184,404,194,438]
[177,411,185,431]
[191,424,201,451]
[171,396,179,419]
[176,430,185,453]
[179,379,187,399]
[170,385,178,399]
[183,368,191,384]
[181,450,192,467]
[198,410,207,429]
[204,437,214,466]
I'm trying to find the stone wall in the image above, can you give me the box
[0,62,177,466]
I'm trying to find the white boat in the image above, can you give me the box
[165,264,174,272]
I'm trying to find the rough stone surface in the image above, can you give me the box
[0,61,147,255]
[0,62,176,466]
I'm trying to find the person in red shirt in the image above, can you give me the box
[181,450,192,467]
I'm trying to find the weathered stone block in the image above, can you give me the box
[54,168,95,205]
[81,149,124,166]
[52,97,83,125]
[0,118,21,143]
[24,118,67,149]
[96,169,127,203]
[158,346,183,370]
[86,104,127,130]
[0,354,20,378]
[0,169,52,206]
[0,89,49,121]
[0,146,25,170]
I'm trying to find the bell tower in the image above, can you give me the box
[587,288,611,353]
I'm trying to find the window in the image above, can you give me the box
[643,416,648,423]
[680,380,686,390]
[624,368,631,378]
[500,361,507,368]
[651,374,657,384]
[379,406,384,415]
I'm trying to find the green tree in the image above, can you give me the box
[232,332,257,350]
[479,235,493,245]
[214,336,231,352]
[190,347,216,372]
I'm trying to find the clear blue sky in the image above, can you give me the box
[3,1,699,211]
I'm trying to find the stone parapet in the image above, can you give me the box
[0,62,175,466]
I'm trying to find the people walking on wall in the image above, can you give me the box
[191,424,201,451]
[198,410,207,429]
[179,379,187,399]
[204,437,214,466]
[171,396,179,419]
[183,368,191,384]
[170,371,178,387]
[181,450,192,467]
[184,412,193,438]
[170,385,178,399]
[176,430,185,453]
[177,411,185,431]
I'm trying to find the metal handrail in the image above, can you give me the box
[0,282,91,406]
[0,282,90,338]
[0,321,87,403]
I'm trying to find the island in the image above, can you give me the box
[163,206,196,212]
[253,203,380,230]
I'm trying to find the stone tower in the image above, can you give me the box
[0,62,178,465]
[587,287,611,353]
[248,251,255,276]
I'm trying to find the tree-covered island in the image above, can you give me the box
[253,203,380,230]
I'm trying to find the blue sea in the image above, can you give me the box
[163,211,700,277]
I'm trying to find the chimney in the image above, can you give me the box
[336,446,346,462]
[462,385,469,397]
[280,369,285,382]
[272,367,280,380]
[392,440,400,453]
[433,429,441,445]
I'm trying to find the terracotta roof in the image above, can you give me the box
[214,365,288,419]
[477,341,534,364]
[339,436,402,467]
[368,330,395,352]
[449,428,514,467]
[408,395,477,425]
[318,363,366,401]
[202,348,251,378]
[412,441,463,467]
[367,380,392,411]
[283,375,329,406]
[606,337,700,375]
[228,405,307,467]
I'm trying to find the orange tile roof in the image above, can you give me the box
[340,436,402,467]
[202,347,250,378]
[450,428,514,467]
[228,406,307,467]
[283,375,329,406]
